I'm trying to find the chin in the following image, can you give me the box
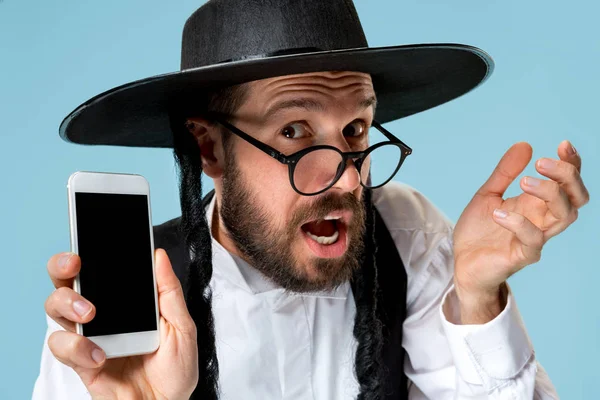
[293,253,354,292]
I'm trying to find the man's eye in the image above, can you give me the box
[281,123,309,139]
[342,121,367,138]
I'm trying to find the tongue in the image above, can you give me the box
[303,219,337,237]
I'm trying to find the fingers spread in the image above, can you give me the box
[155,249,196,336]
[45,287,96,331]
[535,157,589,209]
[48,330,106,372]
[477,142,533,198]
[48,252,81,289]
[492,209,544,267]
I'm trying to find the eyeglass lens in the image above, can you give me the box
[366,143,403,188]
[292,143,402,195]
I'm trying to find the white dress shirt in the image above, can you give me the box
[32,181,559,399]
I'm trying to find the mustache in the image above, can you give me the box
[289,192,365,228]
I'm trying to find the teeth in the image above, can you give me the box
[306,229,339,245]
[324,215,340,221]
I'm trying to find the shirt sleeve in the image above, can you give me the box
[31,315,91,400]
[402,234,559,399]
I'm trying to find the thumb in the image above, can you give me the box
[476,142,532,198]
[155,248,195,334]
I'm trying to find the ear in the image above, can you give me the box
[185,117,225,179]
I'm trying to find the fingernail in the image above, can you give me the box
[58,253,73,269]
[524,177,541,187]
[494,209,508,219]
[91,348,105,364]
[537,158,555,170]
[73,300,92,317]
[568,142,577,156]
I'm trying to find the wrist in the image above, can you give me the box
[454,281,508,324]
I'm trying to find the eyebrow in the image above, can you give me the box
[263,95,378,121]
[359,96,377,111]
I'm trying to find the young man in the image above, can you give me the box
[34,0,588,398]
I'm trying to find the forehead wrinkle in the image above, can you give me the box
[263,74,372,92]
[257,72,373,102]
[260,84,376,120]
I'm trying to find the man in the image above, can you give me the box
[33,0,588,399]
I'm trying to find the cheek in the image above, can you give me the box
[241,147,298,230]
[358,153,367,184]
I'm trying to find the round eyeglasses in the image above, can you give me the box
[216,119,412,196]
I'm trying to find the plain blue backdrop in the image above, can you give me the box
[1,0,598,398]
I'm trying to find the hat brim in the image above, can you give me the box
[59,43,493,148]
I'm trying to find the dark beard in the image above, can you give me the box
[219,156,366,293]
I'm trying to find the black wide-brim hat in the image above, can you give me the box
[59,0,494,148]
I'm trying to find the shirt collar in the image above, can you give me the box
[205,193,349,299]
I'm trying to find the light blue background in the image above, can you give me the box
[1,0,598,398]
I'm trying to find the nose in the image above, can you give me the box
[331,158,361,193]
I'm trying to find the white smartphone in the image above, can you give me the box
[67,171,160,358]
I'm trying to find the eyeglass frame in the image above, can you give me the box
[215,118,413,196]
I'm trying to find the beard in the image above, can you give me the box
[219,155,366,293]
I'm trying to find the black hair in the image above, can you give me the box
[353,188,383,400]
[172,114,219,399]
[170,85,384,399]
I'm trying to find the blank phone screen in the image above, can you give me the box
[75,192,157,337]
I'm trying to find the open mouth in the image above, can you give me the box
[302,217,340,244]
[300,212,351,258]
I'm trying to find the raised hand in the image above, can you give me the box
[452,141,589,323]
[44,249,199,399]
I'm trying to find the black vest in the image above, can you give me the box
[153,191,409,399]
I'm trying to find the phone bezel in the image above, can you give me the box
[67,171,160,359]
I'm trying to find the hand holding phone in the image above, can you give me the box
[42,172,199,398]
